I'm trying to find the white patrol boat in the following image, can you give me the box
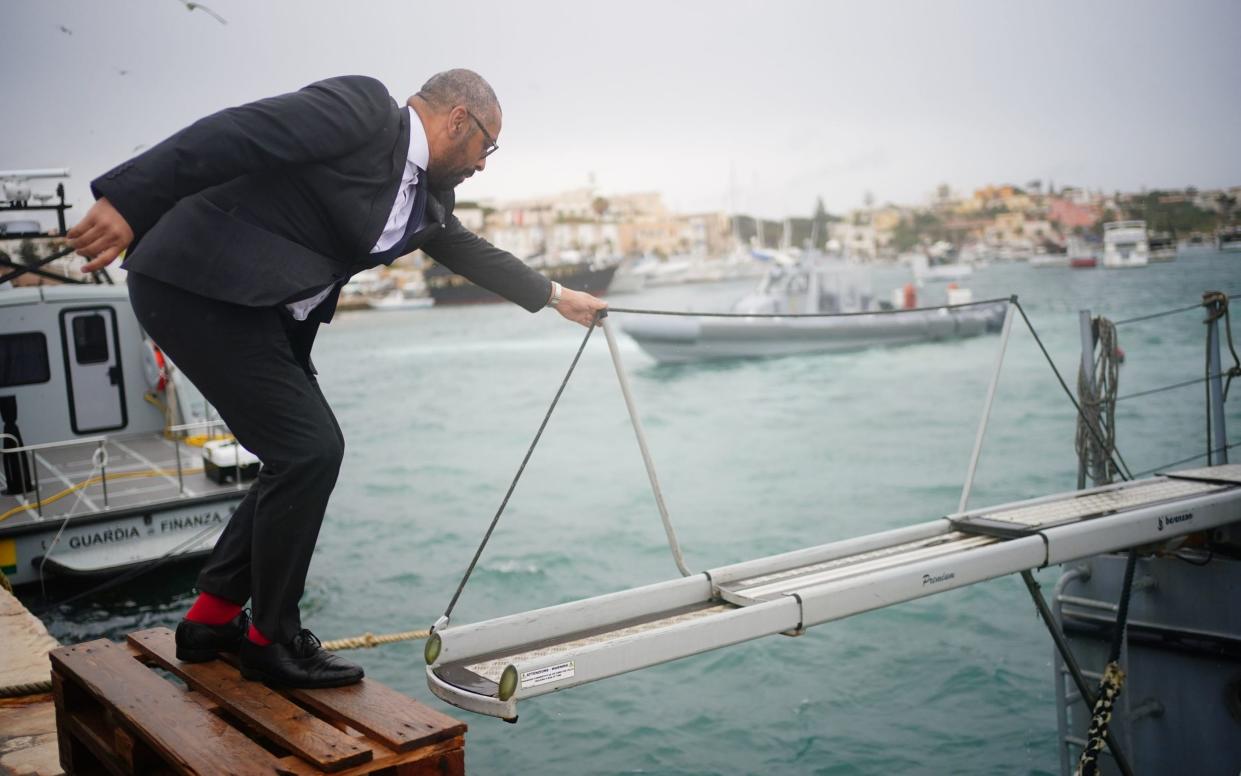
[620,257,1007,363]
[0,170,248,588]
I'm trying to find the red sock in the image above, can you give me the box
[247,623,273,646]
[185,591,242,626]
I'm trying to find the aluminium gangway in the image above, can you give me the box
[425,307,1241,720]
[426,466,1241,720]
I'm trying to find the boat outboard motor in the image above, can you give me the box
[1,395,34,495]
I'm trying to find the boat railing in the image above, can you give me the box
[0,419,235,518]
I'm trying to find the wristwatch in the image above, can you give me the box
[547,281,562,308]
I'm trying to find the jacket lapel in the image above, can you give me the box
[357,101,411,256]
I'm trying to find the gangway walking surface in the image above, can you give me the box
[425,465,1241,720]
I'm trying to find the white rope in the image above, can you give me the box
[1076,318,1121,485]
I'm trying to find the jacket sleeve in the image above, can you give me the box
[91,75,392,239]
[423,215,553,313]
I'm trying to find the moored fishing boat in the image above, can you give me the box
[1217,225,1241,252]
[366,288,435,310]
[1147,230,1177,262]
[1068,236,1098,268]
[424,257,617,304]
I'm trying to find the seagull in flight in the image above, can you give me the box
[174,0,228,25]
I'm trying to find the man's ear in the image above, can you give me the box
[447,106,468,139]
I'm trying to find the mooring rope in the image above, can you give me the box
[320,629,429,651]
[1076,317,1121,485]
[0,679,53,698]
[1075,549,1139,776]
[1019,572,1135,776]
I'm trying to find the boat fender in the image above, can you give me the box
[142,340,168,392]
[902,283,917,310]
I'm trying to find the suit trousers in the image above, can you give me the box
[128,272,344,642]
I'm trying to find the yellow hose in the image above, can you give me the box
[0,467,206,524]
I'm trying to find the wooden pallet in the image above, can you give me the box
[49,627,466,775]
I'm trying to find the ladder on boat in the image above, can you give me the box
[426,468,1241,720]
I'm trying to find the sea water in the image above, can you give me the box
[33,252,1241,774]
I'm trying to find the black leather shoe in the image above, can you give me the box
[175,610,249,663]
[239,629,364,688]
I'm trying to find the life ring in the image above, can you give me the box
[142,340,168,392]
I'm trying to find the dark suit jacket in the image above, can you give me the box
[92,75,551,319]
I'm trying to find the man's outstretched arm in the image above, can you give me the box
[424,213,607,327]
[72,76,392,270]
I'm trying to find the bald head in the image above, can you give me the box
[408,69,504,190]
[413,69,500,123]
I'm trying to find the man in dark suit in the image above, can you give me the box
[68,70,607,688]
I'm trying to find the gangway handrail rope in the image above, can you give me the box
[1116,371,1229,402]
[1131,442,1240,479]
[1112,291,1241,327]
[436,297,1018,627]
[435,313,603,629]
[438,296,1145,628]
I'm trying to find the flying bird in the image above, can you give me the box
[173,0,228,25]
[57,25,73,35]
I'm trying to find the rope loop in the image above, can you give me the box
[1076,317,1121,485]
[1200,291,1240,402]
[1202,290,1228,323]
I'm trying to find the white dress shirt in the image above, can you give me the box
[286,105,429,321]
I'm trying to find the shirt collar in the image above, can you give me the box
[407,105,430,174]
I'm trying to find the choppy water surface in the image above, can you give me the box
[31,253,1241,774]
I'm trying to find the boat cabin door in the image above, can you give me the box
[60,307,127,434]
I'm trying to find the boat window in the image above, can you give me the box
[0,332,51,387]
[72,314,110,365]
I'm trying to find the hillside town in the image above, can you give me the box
[3,177,1239,298]
[456,181,1241,264]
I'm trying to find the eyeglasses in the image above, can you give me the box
[466,110,499,159]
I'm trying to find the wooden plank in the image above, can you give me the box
[127,628,372,773]
[0,694,64,776]
[273,735,466,776]
[50,640,280,776]
[0,587,59,694]
[288,681,465,754]
[211,654,466,754]
[391,736,465,776]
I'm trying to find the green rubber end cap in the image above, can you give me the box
[498,665,518,701]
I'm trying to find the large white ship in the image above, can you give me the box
[1102,220,1150,268]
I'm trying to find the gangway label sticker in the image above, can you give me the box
[521,661,575,689]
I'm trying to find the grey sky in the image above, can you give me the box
[6,0,1239,221]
